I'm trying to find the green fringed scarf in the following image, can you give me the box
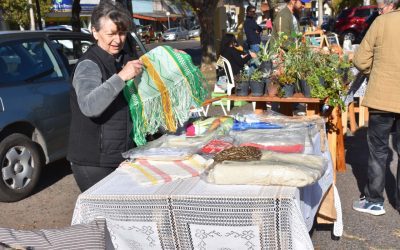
[123,45,208,146]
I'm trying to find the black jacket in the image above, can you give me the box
[221,47,251,76]
[67,45,136,167]
[244,16,263,45]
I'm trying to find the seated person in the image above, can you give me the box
[219,34,257,78]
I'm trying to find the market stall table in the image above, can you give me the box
[72,121,340,249]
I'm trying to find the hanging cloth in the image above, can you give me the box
[123,45,208,146]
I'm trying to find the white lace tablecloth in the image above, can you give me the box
[72,124,336,250]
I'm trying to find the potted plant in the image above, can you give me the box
[278,71,296,97]
[249,69,265,96]
[235,70,250,96]
[266,75,280,97]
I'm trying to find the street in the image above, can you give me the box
[0,40,399,248]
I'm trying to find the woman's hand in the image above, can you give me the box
[118,59,143,81]
[249,51,257,58]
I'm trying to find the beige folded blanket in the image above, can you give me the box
[208,153,326,187]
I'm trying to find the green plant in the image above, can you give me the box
[278,71,296,85]
[237,70,249,83]
[250,69,264,82]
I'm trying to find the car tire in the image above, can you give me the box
[0,133,43,202]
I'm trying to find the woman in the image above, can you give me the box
[67,1,143,192]
[220,34,257,77]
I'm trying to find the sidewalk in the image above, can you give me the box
[208,103,400,248]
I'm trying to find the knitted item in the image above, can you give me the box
[123,46,208,145]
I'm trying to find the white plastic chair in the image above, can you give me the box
[216,56,257,112]
[215,56,235,112]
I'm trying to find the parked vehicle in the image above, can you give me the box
[162,27,189,41]
[0,31,94,202]
[188,25,200,38]
[333,5,377,44]
[44,25,91,34]
[0,30,146,202]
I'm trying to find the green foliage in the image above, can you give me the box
[0,0,53,29]
[250,69,263,82]
[278,71,296,85]
[238,70,249,83]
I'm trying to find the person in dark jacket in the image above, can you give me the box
[220,34,257,78]
[244,5,263,53]
[67,1,143,192]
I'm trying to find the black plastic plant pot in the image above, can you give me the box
[282,84,295,97]
[299,79,311,98]
[250,80,265,96]
[236,81,250,96]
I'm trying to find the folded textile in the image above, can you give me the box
[208,157,326,187]
[239,143,304,153]
[119,154,212,186]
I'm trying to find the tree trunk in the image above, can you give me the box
[71,0,81,33]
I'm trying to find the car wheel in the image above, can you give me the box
[0,133,43,202]
[342,31,356,44]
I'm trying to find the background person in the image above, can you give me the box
[244,5,263,53]
[352,7,400,216]
[271,0,310,44]
[67,1,143,192]
[220,33,257,78]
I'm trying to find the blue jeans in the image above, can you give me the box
[249,44,260,53]
[365,111,400,209]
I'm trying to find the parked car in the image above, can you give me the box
[0,31,94,202]
[162,27,189,41]
[188,25,200,38]
[0,30,146,202]
[44,25,91,34]
[333,5,377,44]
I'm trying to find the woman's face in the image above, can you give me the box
[92,17,127,55]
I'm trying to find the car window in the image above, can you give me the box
[338,9,352,19]
[50,38,93,67]
[0,39,64,84]
[167,28,178,32]
[354,9,371,17]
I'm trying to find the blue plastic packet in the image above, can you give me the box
[232,120,283,131]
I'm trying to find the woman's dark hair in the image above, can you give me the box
[91,1,132,32]
[220,34,238,54]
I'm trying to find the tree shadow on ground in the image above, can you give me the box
[345,127,397,208]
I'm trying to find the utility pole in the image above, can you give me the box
[28,0,35,30]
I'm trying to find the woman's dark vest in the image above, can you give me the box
[67,45,136,167]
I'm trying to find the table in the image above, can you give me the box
[72,121,339,250]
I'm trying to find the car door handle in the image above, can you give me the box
[0,97,4,112]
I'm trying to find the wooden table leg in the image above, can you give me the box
[306,103,320,116]
[336,109,346,172]
[348,102,357,133]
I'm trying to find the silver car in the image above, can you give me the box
[162,27,189,41]
[188,25,200,38]
[0,31,94,202]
